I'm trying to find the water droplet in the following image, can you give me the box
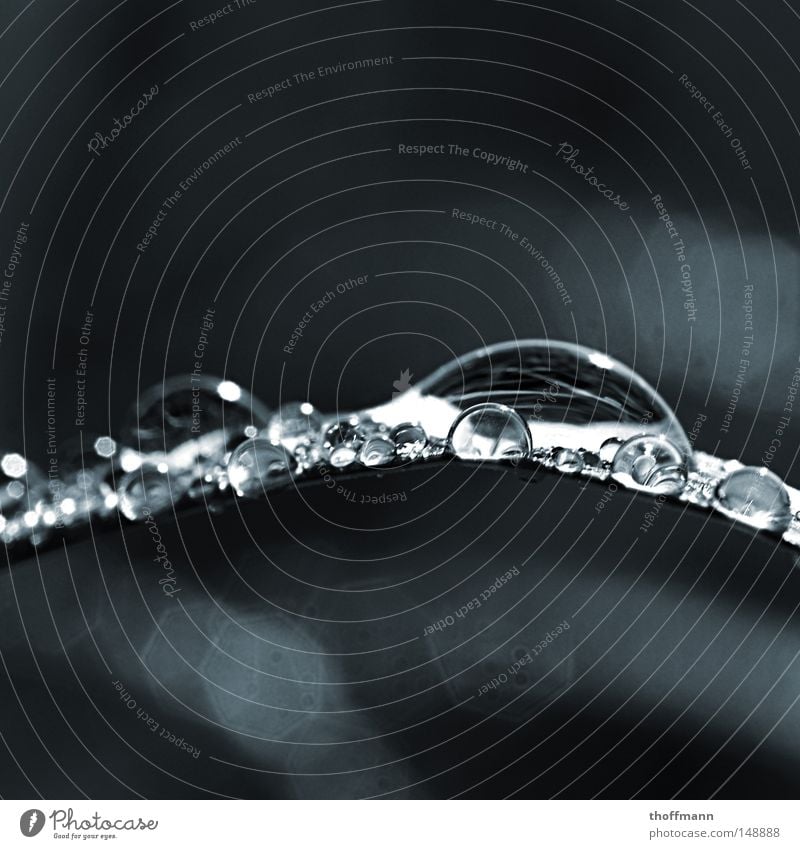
[554,448,584,474]
[117,463,186,520]
[323,422,363,468]
[267,402,323,449]
[611,435,687,494]
[715,466,792,533]
[390,423,427,460]
[124,375,270,456]
[359,435,396,467]
[226,438,297,497]
[404,340,691,455]
[448,403,531,460]
[599,437,624,464]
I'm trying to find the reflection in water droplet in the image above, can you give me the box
[267,402,323,450]
[118,463,184,520]
[611,434,687,494]
[715,466,792,533]
[324,422,363,469]
[554,448,584,474]
[448,403,531,460]
[390,423,427,460]
[396,340,691,455]
[227,438,298,497]
[359,435,396,467]
[599,437,624,464]
[124,374,270,455]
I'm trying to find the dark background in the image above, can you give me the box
[0,0,799,798]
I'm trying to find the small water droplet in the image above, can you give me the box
[611,435,687,494]
[227,438,297,497]
[359,435,396,467]
[324,422,363,468]
[715,466,792,533]
[599,437,624,464]
[448,403,530,460]
[390,423,427,460]
[554,448,584,474]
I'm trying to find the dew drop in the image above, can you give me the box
[553,448,584,474]
[117,463,185,520]
[611,434,687,495]
[226,438,298,497]
[359,435,396,467]
[715,466,792,533]
[390,423,427,461]
[323,422,364,469]
[448,403,531,460]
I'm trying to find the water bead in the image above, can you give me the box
[390,423,427,461]
[124,374,270,456]
[323,422,364,469]
[599,437,624,465]
[554,448,584,474]
[408,340,692,455]
[611,434,688,495]
[226,438,298,497]
[117,463,185,520]
[448,403,531,460]
[359,435,396,467]
[715,466,792,533]
[267,402,323,450]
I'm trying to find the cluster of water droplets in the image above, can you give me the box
[1,341,798,550]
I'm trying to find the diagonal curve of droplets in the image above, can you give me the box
[2,340,799,551]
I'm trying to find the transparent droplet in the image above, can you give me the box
[323,422,364,469]
[123,375,270,457]
[611,434,687,494]
[382,340,692,456]
[359,435,396,467]
[554,448,584,474]
[715,466,792,533]
[117,463,186,520]
[448,403,531,460]
[599,437,624,465]
[226,438,297,497]
[267,402,323,450]
[390,423,427,461]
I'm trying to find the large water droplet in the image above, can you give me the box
[227,438,298,497]
[448,403,531,460]
[373,340,690,457]
[715,466,792,533]
[124,375,270,457]
[611,434,687,494]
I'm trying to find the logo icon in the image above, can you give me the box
[19,809,45,837]
[392,368,414,398]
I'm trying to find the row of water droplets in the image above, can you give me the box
[0,341,797,548]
